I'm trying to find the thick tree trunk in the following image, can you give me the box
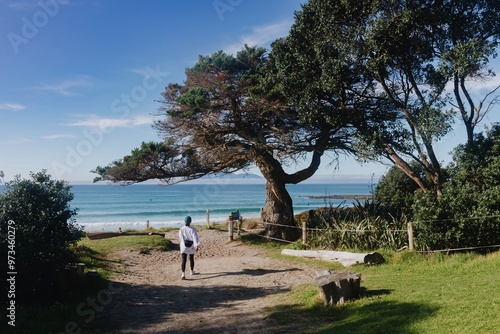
[253,144,325,242]
[261,180,300,241]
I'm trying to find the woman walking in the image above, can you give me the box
[179,216,200,279]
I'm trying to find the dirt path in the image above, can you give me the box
[91,229,316,334]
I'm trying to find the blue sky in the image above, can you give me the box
[1,0,499,185]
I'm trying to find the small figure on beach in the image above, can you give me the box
[179,216,200,280]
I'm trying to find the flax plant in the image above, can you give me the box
[305,201,409,251]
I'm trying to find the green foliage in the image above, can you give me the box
[93,46,273,186]
[374,161,426,217]
[173,87,210,116]
[304,203,409,251]
[93,0,500,241]
[413,125,500,250]
[92,141,183,184]
[272,0,500,196]
[0,170,83,303]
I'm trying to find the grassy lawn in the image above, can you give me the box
[6,234,170,334]
[264,250,500,334]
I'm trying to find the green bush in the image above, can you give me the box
[0,171,84,303]
[374,161,427,218]
[413,125,500,250]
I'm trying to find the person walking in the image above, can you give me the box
[179,216,200,280]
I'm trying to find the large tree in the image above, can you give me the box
[271,0,500,197]
[94,47,372,240]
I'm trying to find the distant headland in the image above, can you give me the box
[304,194,373,200]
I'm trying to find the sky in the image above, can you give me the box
[0,0,499,185]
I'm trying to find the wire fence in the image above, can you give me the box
[255,215,500,253]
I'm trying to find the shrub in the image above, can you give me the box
[413,125,500,250]
[0,171,84,303]
[374,161,427,218]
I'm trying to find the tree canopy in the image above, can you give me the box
[272,0,500,196]
[94,46,371,239]
[94,0,500,240]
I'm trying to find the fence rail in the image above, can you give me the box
[258,216,500,253]
[216,209,499,253]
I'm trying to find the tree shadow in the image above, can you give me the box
[266,295,439,334]
[317,300,438,334]
[360,287,393,298]
[74,245,122,269]
[81,279,294,334]
[191,267,302,280]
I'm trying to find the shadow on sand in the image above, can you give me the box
[82,268,301,334]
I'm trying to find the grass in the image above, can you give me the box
[262,247,500,334]
[79,233,171,253]
[78,233,171,278]
[5,233,171,334]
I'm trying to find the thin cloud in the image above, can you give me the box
[29,76,92,96]
[470,74,500,93]
[65,114,154,130]
[444,73,500,97]
[223,19,293,55]
[0,103,26,111]
[129,68,151,77]
[41,134,78,140]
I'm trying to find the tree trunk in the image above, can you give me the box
[261,180,300,241]
[253,144,325,242]
[383,143,428,192]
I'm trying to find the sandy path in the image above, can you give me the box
[91,229,316,334]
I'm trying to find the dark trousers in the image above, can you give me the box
[181,253,195,272]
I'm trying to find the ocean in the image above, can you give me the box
[1,182,374,232]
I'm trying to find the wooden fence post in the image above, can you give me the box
[407,222,414,251]
[302,221,307,244]
[206,209,211,229]
[228,216,234,241]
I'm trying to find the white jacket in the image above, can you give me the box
[179,225,200,254]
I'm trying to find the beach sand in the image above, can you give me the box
[90,228,316,333]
